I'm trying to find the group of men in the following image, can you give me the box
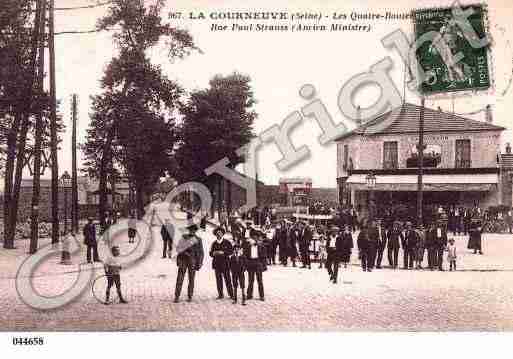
[356,219,451,272]
[162,221,269,304]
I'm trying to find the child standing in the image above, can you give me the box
[447,238,457,271]
[317,228,327,269]
[128,213,137,244]
[104,246,128,304]
[229,244,246,305]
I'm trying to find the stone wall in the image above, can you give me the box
[0,187,93,223]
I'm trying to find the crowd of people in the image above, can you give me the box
[77,203,488,305]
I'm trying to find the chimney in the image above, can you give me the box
[486,104,493,123]
[507,143,512,154]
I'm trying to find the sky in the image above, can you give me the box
[30,0,513,189]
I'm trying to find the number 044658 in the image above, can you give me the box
[12,337,44,345]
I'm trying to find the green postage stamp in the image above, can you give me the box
[413,4,491,95]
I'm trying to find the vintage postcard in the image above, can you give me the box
[1,0,513,357]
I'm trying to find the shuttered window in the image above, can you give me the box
[383,141,398,169]
[455,139,471,168]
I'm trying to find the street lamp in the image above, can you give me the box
[366,171,376,222]
[60,171,72,233]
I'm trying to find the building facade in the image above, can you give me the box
[336,103,509,219]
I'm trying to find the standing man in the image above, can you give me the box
[299,221,312,269]
[435,220,448,271]
[174,224,204,303]
[326,226,339,279]
[268,227,278,265]
[387,221,403,269]
[288,221,300,267]
[402,222,417,270]
[244,230,266,301]
[160,218,174,258]
[340,224,353,269]
[373,219,387,269]
[276,221,288,266]
[366,220,379,272]
[357,222,371,272]
[331,229,345,284]
[209,227,234,300]
[83,217,100,263]
[425,223,437,270]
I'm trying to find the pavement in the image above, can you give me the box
[1,216,513,331]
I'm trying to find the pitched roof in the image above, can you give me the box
[501,154,513,168]
[336,103,505,141]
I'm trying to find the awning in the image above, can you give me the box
[346,173,498,192]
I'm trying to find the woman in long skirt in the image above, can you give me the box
[467,221,483,254]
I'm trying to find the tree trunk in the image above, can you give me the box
[98,125,116,231]
[110,172,116,214]
[3,112,21,248]
[217,175,222,221]
[136,185,144,220]
[29,0,46,254]
[49,0,59,245]
[3,0,43,249]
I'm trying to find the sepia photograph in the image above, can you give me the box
[1,0,513,356]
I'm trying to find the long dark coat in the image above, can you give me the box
[434,227,448,249]
[387,229,403,249]
[176,234,204,270]
[467,227,482,251]
[242,240,267,272]
[209,239,233,271]
[288,226,300,257]
[83,223,96,246]
[339,231,353,263]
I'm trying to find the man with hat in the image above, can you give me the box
[369,219,387,269]
[326,225,339,278]
[229,242,247,305]
[387,221,403,269]
[83,217,100,263]
[243,229,266,301]
[434,220,448,270]
[209,226,234,299]
[299,221,312,269]
[357,222,371,272]
[276,220,289,266]
[160,218,174,258]
[288,220,300,267]
[174,224,204,303]
[425,222,437,270]
[401,221,418,270]
[364,220,379,272]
